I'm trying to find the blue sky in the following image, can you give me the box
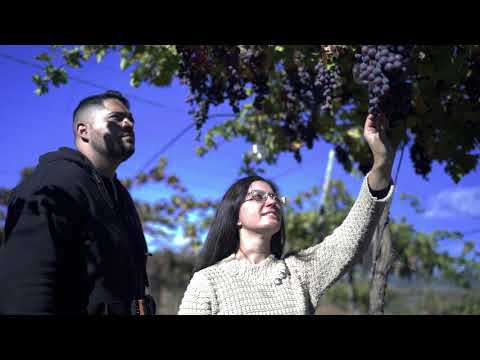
[1,45,479,255]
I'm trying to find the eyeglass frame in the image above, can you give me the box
[242,190,287,206]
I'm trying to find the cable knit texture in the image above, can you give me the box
[178,175,394,315]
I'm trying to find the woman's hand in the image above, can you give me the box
[364,113,397,191]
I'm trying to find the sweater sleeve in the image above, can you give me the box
[285,174,394,309]
[178,271,215,315]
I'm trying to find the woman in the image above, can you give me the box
[178,114,395,314]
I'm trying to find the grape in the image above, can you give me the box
[177,46,250,128]
[353,45,413,123]
[177,45,286,128]
[439,47,480,112]
[282,53,342,118]
[313,60,342,113]
[240,46,270,110]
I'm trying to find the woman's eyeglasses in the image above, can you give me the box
[244,190,287,206]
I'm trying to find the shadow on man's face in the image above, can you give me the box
[100,121,135,162]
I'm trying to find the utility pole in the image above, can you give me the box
[315,148,335,246]
[317,148,360,314]
[319,148,335,214]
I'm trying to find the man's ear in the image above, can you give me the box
[77,122,89,142]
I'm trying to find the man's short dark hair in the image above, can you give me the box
[73,90,130,137]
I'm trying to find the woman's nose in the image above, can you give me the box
[264,195,276,207]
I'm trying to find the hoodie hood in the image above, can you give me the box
[39,147,95,172]
[37,147,119,211]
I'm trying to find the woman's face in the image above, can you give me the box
[237,180,283,236]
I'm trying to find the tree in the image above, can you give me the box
[285,179,480,314]
[2,163,478,313]
[32,45,479,182]
[0,161,217,255]
[119,157,216,252]
[392,193,480,289]
[19,45,480,313]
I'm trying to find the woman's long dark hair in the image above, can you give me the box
[195,175,286,272]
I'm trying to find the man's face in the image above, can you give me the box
[89,98,135,163]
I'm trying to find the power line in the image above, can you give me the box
[137,113,236,174]
[0,50,239,174]
[138,122,196,174]
[2,49,237,119]
[0,51,173,110]
[462,229,480,237]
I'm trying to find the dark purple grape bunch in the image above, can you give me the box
[354,45,412,123]
[240,46,270,110]
[177,46,212,127]
[314,60,342,113]
[440,48,480,111]
[282,64,312,114]
[460,54,480,110]
[282,59,341,116]
[177,46,250,129]
[211,46,248,113]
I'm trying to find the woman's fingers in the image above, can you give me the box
[365,113,388,137]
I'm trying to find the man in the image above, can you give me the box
[0,90,155,315]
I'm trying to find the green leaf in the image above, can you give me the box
[96,49,106,63]
[32,74,42,85]
[35,53,51,62]
[27,45,480,184]
[120,57,128,71]
[195,147,207,156]
[50,68,68,86]
[463,241,475,256]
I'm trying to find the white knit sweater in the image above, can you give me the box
[178,175,394,315]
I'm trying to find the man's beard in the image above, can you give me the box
[90,131,135,163]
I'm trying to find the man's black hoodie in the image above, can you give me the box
[0,147,149,314]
